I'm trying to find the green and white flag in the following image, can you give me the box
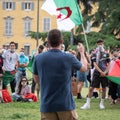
[41,0,83,31]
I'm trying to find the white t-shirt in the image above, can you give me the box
[2,50,19,71]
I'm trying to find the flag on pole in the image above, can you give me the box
[27,56,34,73]
[106,59,120,85]
[41,0,83,31]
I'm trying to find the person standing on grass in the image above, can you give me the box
[33,29,88,120]
[15,48,29,92]
[81,39,110,110]
[31,45,44,99]
[76,42,90,99]
[2,41,19,93]
[0,48,3,103]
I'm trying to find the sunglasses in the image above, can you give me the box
[22,80,27,82]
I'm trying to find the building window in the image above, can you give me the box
[3,2,15,10]
[4,17,13,36]
[43,18,50,32]
[22,2,34,11]
[24,45,30,56]
[23,17,32,36]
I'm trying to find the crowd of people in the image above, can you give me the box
[0,41,37,102]
[0,29,120,119]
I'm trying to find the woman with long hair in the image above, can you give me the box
[76,42,90,99]
[12,77,37,102]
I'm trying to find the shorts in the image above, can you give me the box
[77,71,87,82]
[91,74,108,88]
[41,109,78,120]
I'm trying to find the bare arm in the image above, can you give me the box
[33,74,40,84]
[105,62,111,74]
[79,52,88,72]
[18,62,29,67]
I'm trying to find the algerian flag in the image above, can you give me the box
[27,55,34,73]
[106,59,120,85]
[41,0,83,31]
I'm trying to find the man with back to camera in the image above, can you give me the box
[81,39,111,110]
[33,29,88,120]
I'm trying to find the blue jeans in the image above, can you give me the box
[15,70,26,92]
[12,93,21,100]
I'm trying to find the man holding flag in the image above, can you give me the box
[33,29,87,120]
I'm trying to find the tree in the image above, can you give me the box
[28,31,71,50]
[77,0,120,40]
[28,31,47,42]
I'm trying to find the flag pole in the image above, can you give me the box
[82,23,89,53]
[70,29,74,45]
[76,1,89,53]
[36,0,40,48]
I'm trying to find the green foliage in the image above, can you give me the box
[73,32,120,52]
[67,45,77,51]
[28,31,71,50]
[28,30,120,53]
[86,32,120,50]
[78,0,120,40]
[62,32,71,50]
[28,31,47,42]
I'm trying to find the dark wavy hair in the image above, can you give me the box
[18,77,29,94]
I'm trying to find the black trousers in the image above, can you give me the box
[2,78,16,93]
[108,81,118,100]
[31,78,36,93]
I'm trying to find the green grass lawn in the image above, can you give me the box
[0,87,120,120]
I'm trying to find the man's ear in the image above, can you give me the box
[47,41,50,47]
[60,40,64,44]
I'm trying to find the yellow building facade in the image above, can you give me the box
[0,0,57,55]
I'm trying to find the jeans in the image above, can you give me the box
[12,93,21,100]
[15,70,26,92]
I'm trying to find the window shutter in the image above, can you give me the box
[21,2,25,10]
[13,2,16,10]
[31,2,34,10]
[2,2,6,10]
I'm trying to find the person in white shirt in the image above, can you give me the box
[2,41,19,93]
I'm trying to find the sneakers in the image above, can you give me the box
[77,93,82,99]
[81,103,105,110]
[99,102,105,109]
[81,103,90,110]
[28,99,33,102]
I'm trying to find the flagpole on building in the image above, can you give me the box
[82,23,89,53]
[36,0,40,48]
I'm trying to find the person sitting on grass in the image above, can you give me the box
[12,77,37,102]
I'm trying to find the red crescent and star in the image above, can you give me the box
[56,7,72,20]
